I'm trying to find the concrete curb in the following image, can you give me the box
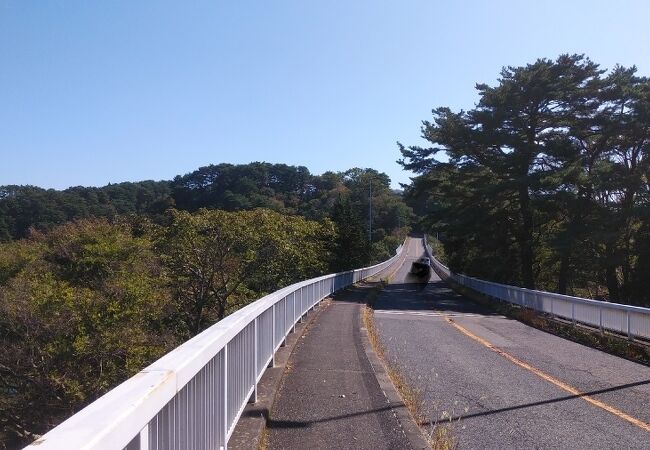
[359,313,430,450]
[228,300,329,450]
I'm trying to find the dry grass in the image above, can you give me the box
[427,424,458,450]
[257,426,268,450]
[386,361,426,425]
[423,402,465,450]
[516,307,549,328]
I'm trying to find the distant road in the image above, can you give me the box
[374,238,650,449]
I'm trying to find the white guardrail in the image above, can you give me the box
[423,237,650,341]
[28,244,405,450]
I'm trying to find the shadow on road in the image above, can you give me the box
[419,379,650,425]
[243,404,405,429]
[329,283,379,305]
[373,277,500,316]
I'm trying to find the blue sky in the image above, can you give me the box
[1,1,649,189]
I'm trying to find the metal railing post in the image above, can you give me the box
[292,292,296,332]
[139,424,149,450]
[269,307,275,367]
[627,311,633,340]
[599,307,603,335]
[249,318,258,404]
[222,345,228,450]
[308,284,313,311]
[571,303,576,326]
[283,296,287,336]
[299,287,304,323]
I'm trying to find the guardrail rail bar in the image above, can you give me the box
[423,236,650,341]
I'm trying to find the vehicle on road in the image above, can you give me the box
[410,257,431,277]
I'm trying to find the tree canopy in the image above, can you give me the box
[0,219,174,444]
[157,208,334,338]
[0,163,412,264]
[401,54,650,304]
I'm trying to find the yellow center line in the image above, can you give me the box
[443,316,650,433]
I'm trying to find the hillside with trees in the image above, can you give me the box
[0,163,412,269]
[0,163,411,447]
[401,54,650,306]
[0,181,173,242]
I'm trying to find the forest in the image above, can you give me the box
[401,54,650,306]
[0,163,411,446]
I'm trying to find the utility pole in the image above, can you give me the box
[368,178,372,243]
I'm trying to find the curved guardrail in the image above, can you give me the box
[423,237,650,341]
[28,244,405,450]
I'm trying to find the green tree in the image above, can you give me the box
[330,196,370,271]
[0,219,174,446]
[401,55,650,305]
[157,208,334,338]
[401,55,603,289]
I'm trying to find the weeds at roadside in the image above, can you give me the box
[362,297,425,418]
[427,424,457,450]
[257,425,268,450]
[424,402,467,450]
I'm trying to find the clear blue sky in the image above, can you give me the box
[1,1,649,189]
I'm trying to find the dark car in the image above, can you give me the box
[410,257,431,277]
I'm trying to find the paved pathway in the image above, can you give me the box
[267,285,414,450]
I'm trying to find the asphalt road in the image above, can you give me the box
[267,285,413,450]
[374,237,650,449]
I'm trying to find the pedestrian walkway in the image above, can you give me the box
[266,284,415,450]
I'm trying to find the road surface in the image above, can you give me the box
[374,237,650,449]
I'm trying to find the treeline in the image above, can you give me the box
[401,54,650,306]
[0,181,173,241]
[171,163,412,264]
[0,162,412,268]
